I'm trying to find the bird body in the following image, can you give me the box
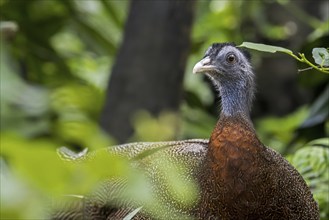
[54,139,209,220]
[54,43,319,219]
[193,43,319,219]
[196,115,318,219]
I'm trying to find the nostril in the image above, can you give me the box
[201,57,211,65]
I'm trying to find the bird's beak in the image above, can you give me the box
[193,57,217,74]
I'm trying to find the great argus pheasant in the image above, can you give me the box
[53,43,319,219]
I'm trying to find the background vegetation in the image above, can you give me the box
[1,0,328,219]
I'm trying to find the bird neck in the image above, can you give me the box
[218,78,254,121]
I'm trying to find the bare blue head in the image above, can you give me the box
[193,43,255,119]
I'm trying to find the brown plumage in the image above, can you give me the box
[196,116,318,219]
[53,43,319,219]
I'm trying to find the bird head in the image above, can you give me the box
[193,43,255,116]
[193,43,252,80]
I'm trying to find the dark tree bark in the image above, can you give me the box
[100,0,195,143]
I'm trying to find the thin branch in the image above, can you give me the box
[298,67,314,72]
[298,53,329,74]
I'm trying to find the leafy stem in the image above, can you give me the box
[240,42,329,74]
[292,52,329,74]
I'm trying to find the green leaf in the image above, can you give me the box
[239,42,293,54]
[287,141,329,219]
[1,134,71,195]
[306,138,329,148]
[312,48,329,66]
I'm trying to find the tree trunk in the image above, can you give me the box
[100,0,195,143]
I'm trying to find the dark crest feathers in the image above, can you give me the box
[205,42,251,61]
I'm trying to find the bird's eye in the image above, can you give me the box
[226,54,236,64]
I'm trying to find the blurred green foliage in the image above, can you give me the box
[287,139,329,219]
[256,106,309,152]
[1,0,328,219]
